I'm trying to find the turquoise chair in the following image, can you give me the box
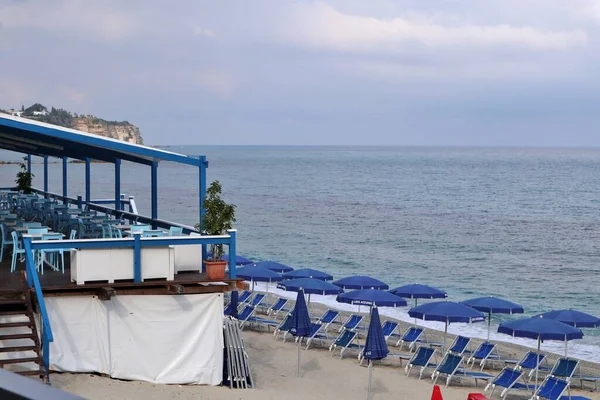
[69,229,77,240]
[169,226,183,236]
[10,231,25,272]
[38,233,65,274]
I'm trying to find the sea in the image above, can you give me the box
[2,146,600,362]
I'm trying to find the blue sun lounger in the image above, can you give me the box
[534,375,569,400]
[447,335,472,357]
[238,290,252,303]
[315,310,340,333]
[248,293,266,308]
[381,320,402,344]
[398,327,424,350]
[432,353,493,388]
[504,351,547,380]
[467,341,501,370]
[304,323,331,350]
[275,313,294,341]
[484,367,536,399]
[405,346,437,379]
[549,358,579,380]
[339,314,364,332]
[268,298,291,318]
[238,304,280,331]
[330,329,363,359]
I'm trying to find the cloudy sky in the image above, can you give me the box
[1,0,599,146]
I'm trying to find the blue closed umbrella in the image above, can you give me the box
[289,289,312,377]
[498,316,583,391]
[409,301,486,351]
[363,306,388,400]
[461,296,524,341]
[221,254,254,265]
[336,289,407,308]
[333,276,389,290]
[236,265,283,292]
[282,268,333,281]
[277,278,343,296]
[229,290,239,319]
[533,309,600,329]
[253,260,294,273]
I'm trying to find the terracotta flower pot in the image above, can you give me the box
[205,260,227,280]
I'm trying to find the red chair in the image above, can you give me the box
[467,394,490,400]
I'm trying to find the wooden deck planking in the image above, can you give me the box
[0,257,240,297]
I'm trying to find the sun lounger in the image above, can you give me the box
[248,293,266,308]
[550,358,579,380]
[504,351,547,380]
[224,302,236,316]
[432,353,493,388]
[268,298,291,318]
[329,329,363,359]
[467,342,501,371]
[315,310,341,333]
[534,375,569,400]
[274,313,293,341]
[339,314,364,332]
[448,335,472,356]
[484,367,536,399]
[576,375,600,391]
[405,346,437,379]
[398,327,424,350]
[238,290,252,303]
[238,305,257,329]
[381,320,402,344]
[304,323,331,350]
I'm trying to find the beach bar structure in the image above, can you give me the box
[0,114,240,386]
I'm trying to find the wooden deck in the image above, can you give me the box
[0,257,242,297]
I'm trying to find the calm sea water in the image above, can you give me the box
[2,146,600,361]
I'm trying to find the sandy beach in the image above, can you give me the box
[52,298,600,400]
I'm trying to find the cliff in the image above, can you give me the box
[1,103,144,145]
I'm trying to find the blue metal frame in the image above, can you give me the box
[199,156,208,271]
[85,157,91,204]
[62,156,68,203]
[43,155,49,196]
[114,158,121,212]
[0,114,201,166]
[151,161,158,228]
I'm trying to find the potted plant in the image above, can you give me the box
[15,157,34,194]
[196,180,236,279]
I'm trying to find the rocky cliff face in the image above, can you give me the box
[71,117,143,145]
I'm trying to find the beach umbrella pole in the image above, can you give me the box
[444,319,448,353]
[564,338,568,357]
[535,336,540,394]
[367,360,372,400]
[297,339,301,377]
[413,298,418,326]
[487,311,491,342]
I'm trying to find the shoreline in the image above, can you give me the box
[250,282,600,365]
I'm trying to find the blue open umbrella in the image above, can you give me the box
[363,306,389,400]
[282,268,333,281]
[336,289,407,308]
[277,278,343,307]
[221,254,254,265]
[289,289,312,377]
[236,265,283,292]
[333,276,389,290]
[533,309,600,329]
[389,283,447,324]
[409,301,486,351]
[498,316,584,392]
[253,260,294,273]
[461,296,524,341]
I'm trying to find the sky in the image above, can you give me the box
[1,0,600,146]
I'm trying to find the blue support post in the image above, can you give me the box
[26,154,32,173]
[62,156,68,204]
[228,229,237,279]
[43,156,49,198]
[115,159,121,213]
[199,156,208,272]
[151,161,158,229]
[133,232,141,283]
[85,157,91,205]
